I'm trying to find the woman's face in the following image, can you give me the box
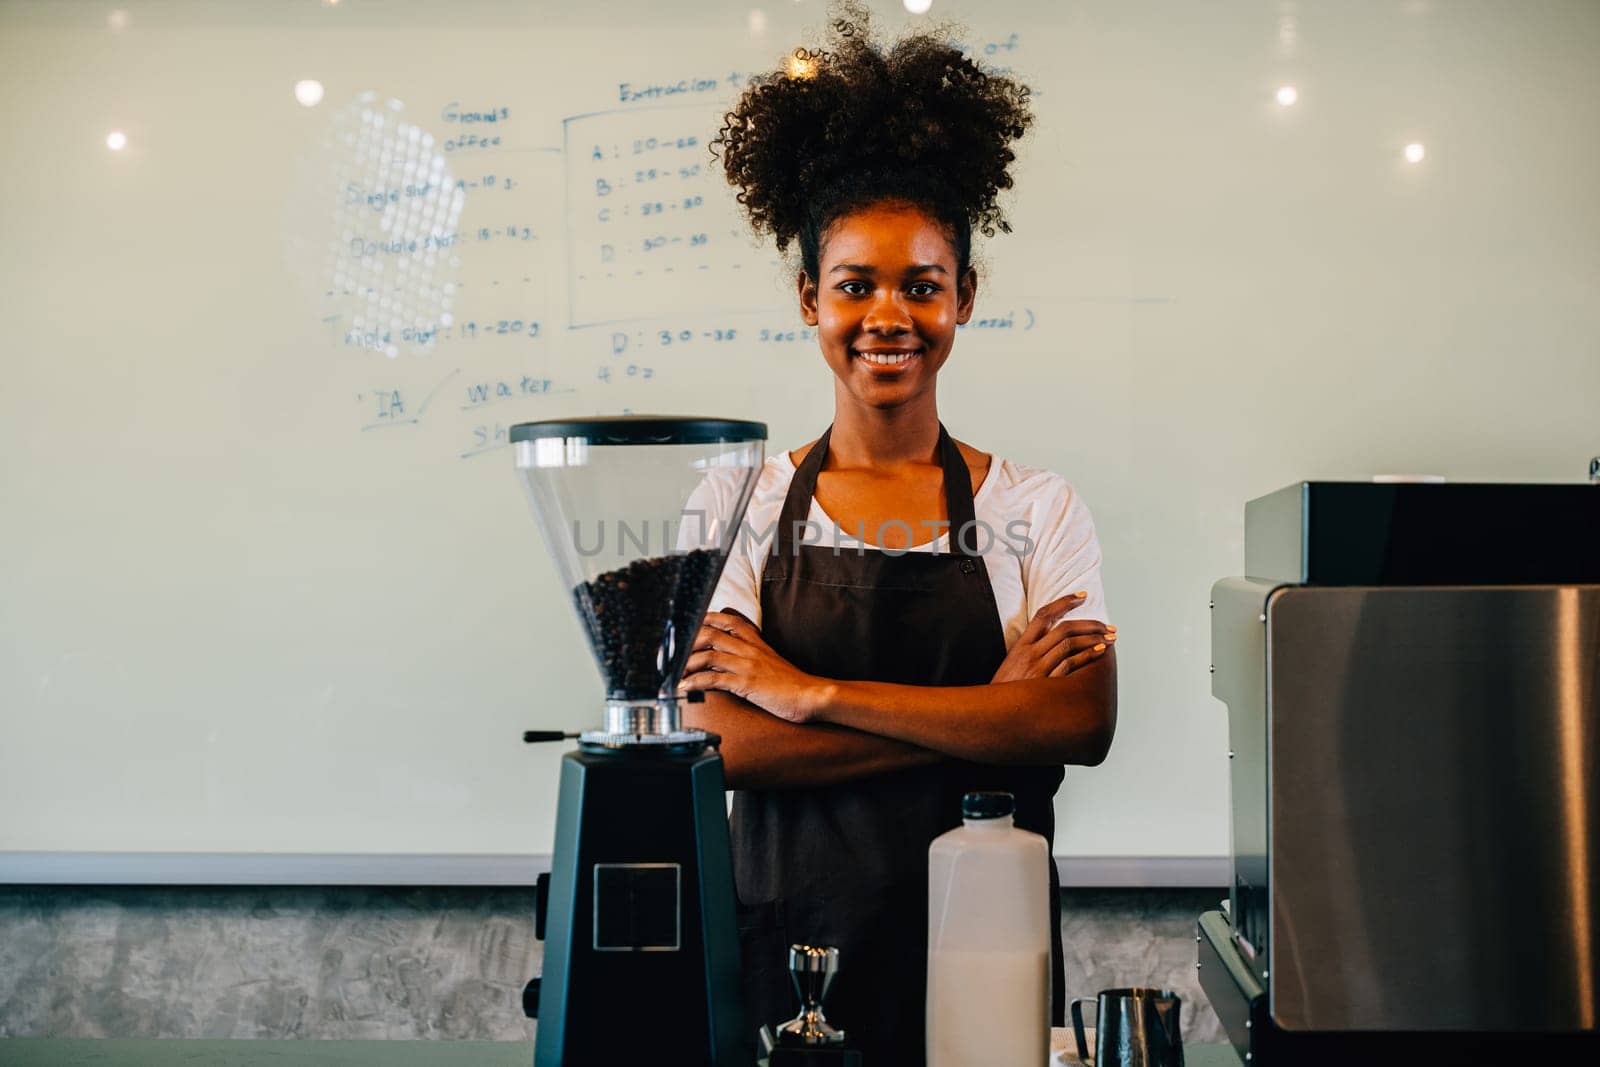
[799,202,977,412]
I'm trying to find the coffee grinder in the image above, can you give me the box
[511,416,767,1067]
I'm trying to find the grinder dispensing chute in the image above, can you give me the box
[512,415,766,1067]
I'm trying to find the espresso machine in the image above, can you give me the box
[1200,480,1600,1064]
[512,416,766,1067]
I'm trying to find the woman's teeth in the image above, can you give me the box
[857,351,917,365]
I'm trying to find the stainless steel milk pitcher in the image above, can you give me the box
[1070,987,1184,1067]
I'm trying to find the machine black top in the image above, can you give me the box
[1245,481,1600,585]
[509,415,768,445]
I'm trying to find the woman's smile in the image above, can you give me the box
[852,346,923,369]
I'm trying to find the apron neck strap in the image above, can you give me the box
[775,423,981,556]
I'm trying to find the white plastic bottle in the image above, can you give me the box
[926,791,1051,1067]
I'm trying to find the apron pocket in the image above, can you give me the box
[736,898,792,1035]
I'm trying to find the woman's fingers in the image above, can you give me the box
[1032,619,1113,655]
[1048,641,1109,677]
[1063,632,1113,656]
[702,609,760,640]
[692,613,762,652]
[1023,621,1114,669]
[682,647,737,676]
[692,613,764,653]
[678,670,728,694]
[1021,593,1086,640]
[1035,631,1113,674]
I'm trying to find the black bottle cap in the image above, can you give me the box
[962,791,1015,819]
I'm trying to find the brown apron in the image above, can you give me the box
[731,424,1066,1065]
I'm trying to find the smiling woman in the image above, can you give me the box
[680,4,1118,1063]
[804,201,968,418]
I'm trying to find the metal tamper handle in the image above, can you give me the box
[777,945,846,1046]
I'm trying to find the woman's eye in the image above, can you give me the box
[838,280,871,295]
[908,282,941,297]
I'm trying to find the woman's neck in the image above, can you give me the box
[824,392,942,470]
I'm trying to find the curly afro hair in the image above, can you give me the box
[713,2,1033,279]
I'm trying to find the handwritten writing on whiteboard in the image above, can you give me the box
[342,317,543,353]
[617,78,721,104]
[962,32,1023,78]
[562,106,783,328]
[311,53,1060,469]
[460,375,559,410]
[359,367,461,430]
[440,102,511,123]
[287,91,466,360]
[595,362,654,385]
[356,364,577,454]
[444,131,502,152]
[959,308,1036,331]
[315,85,575,457]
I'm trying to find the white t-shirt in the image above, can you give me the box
[687,451,1109,650]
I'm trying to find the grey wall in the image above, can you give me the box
[0,887,1225,1044]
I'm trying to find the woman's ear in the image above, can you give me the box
[955,267,978,325]
[797,271,820,326]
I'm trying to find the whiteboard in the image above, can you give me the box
[3,0,1597,883]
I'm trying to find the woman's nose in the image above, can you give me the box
[861,292,913,334]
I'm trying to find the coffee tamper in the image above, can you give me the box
[761,945,863,1066]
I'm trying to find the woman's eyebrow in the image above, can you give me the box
[826,263,949,275]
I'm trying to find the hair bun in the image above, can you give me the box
[714,2,1033,270]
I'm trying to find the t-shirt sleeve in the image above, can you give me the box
[708,541,760,628]
[680,470,762,629]
[1020,478,1110,626]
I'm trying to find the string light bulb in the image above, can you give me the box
[785,50,817,80]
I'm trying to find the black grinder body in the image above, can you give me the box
[534,741,748,1066]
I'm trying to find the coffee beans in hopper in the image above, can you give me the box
[575,548,725,700]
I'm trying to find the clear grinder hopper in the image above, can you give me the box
[513,415,766,743]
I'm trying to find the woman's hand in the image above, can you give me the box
[679,609,823,724]
[991,592,1115,684]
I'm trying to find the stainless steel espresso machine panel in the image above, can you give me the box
[1202,481,1600,1065]
[1269,585,1600,1032]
